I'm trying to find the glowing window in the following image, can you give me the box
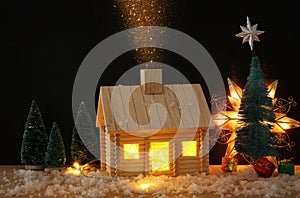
[124,144,139,159]
[182,141,197,156]
[149,142,170,171]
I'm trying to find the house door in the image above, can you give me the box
[149,142,170,171]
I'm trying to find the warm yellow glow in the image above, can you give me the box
[149,142,169,171]
[231,92,240,100]
[214,79,300,158]
[140,183,152,190]
[182,141,197,156]
[124,144,139,159]
[213,111,241,131]
[228,78,242,100]
[214,119,228,126]
[228,96,241,111]
[225,111,239,118]
[140,183,149,190]
[278,122,291,130]
[137,182,155,193]
[65,162,82,176]
[277,116,300,130]
[267,80,278,99]
[72,169,81,175]
[73,162,80,169]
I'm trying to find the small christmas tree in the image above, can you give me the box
[71,101,97,164]
[21,100,48,169]
[235,56,278,163]
[45,122,66,168]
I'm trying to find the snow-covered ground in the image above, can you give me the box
[1,166,300,198]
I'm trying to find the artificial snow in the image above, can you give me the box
[0,167,300,198]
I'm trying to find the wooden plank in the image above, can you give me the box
[148,137,173,141]
[119,163,145,170]
[171,141,181,175]
[178,159,199,165]
[143,93,163,129]
[140,69,163,94]
[118,172,143,177]
[100,126,106,171]
[197,132,201,157]
[120,157,145,162]
[120,166,144,173]
[96,92,105,127]
[109,86,128,131]
[144,138,150,173]
[119,85,140,131]
[192,84,211,127]
[153,91,174,129]
[120,143,146,148]
[177,169,200,175]
[177,84,197,128]
[150,170,174,176]
[181,84,201,128]
[119,134,145,141]
[100,87,117,132]
[200,129,209,158]
[200,154,210,173]
[117,128,202,135]
[178,167,200,172]
[105,133,112,173]
[148,132,200,140]
[166,84,194,128]
[129,86,150,128]
[120,140,146,144]
[119,162,145,169]
[164,85,183,129]
[178,163,199,169]
[114,134,120,176]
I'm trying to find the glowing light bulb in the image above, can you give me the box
[140,183,151,190]
[138,182,154,193]
[73,162,80,170]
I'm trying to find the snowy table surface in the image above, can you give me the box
[1,165,300,198]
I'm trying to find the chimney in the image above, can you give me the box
[140,69,163,94]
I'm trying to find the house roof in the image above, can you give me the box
[96,84,211,133]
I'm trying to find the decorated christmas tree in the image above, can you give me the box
[71,101,97,164]
[45,122,66,168]
[234,17,278,163]
[20,100,48,169]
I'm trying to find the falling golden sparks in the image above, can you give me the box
[114,0,175,64]
[212,78,300,158]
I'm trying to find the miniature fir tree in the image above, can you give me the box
[21,100,48,167]
[45,122,66,168]
[71,101,97,164]
[235,56,278,163]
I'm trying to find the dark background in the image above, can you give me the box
[1,0,300,165]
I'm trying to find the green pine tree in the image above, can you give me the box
[71,101,97,164]
[45,122,66,168]
[71,126,97,165]
[235,56,278,163]
[21,100,48,166]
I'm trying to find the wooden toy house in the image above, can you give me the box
[96,69,211,176]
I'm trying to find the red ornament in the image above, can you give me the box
[253,157,276,178]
